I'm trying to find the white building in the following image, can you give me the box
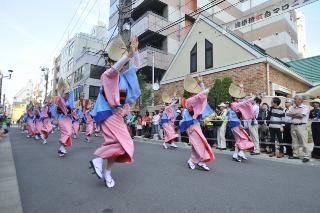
[13,79,33,103]
[296,11,306,58]
[54,24,108,101]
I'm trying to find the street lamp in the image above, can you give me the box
[0,69,14,107]
[40,66,49,101]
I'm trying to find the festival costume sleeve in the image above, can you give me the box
[132,52,140,69]
[65,90,75,109]
[186,91,208,119]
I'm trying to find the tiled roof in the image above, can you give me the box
[287,56,320,83]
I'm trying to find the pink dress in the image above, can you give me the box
[94,105,134,163]
[163,104,178,143]
[34,109,42,135]
[54,97,72,147]
[26,109,35,137]
[230,99,255,150]
[41,105,53,139]
[94,63,134,163]
[186,91,215,163]
[72,111,80,136]
[85,110,94,137]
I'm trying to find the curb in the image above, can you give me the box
[0,135,23,213]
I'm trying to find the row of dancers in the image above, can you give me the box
[20,36,257,189]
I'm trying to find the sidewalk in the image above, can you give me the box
[134,136,320,167]
[0,136,23,213]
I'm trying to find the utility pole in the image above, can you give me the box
[152,50,155,106]
[118,0,133,47]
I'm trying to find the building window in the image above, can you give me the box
[205,39,213,69]
[89,86,100,100]
[68,42,74,56]
[68,58,74,71]
[90,64,105,79]
[190,43,197,73]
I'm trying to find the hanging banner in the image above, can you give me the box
[226,0,318,30]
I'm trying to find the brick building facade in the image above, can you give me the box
[158,16,312,105]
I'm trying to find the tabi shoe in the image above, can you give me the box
[73,135,77,139]
[105,177,115,188]
[238,151,248,160]
[302,158,309,163]
[58,150,66,157]
[85,137,91,143]
[232,157,242,162]
[27,135,31,138]
[89,158,103,179]
[170,143,178,148]
[42,140,47,145]
[35,135,40,140]
[162,142,168,149]
[187,159,195,170]
[197,162,210,171]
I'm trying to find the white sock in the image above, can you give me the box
[238,150,245,158]
[59,145,66,153]
[104,170,112,180]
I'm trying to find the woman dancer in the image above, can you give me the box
[180,75,215,171]
[161,92,179,149]
[228,83,255,162]
[41,99,53,144]
[89,36,141,188]
[54,79,74,157]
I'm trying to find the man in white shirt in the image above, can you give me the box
[152,111,161,139]
[287,95,310,162]
[250,97,261,155]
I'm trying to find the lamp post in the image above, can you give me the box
[0,69,13,107]
[40,67,49,100]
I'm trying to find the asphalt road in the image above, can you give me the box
[9,128,320,213]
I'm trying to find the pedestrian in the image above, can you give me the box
[216,103,228,150]
[89,36,140,188]
[40,98,53,144]
[249,96,261,155]
[130,111,137,137]
[84,104,94,142]
[54,78,74,157]
[283,99,293,157]
[257,103,269,153]
[203,110,217,147]
[161,92,179,149]
[286,95,310,163]
[309,98,320,159]
[142,111,152,138]
[152,111,160,139]
[267,97,285,158]
[180,75,214,171]
[228,83,255,162]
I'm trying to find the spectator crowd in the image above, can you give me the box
[125,96,320,161]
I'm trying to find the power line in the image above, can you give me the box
[43,0,86,64]
[73,0,99,33]
[67,0,94,39]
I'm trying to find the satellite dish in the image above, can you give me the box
[152,83,160,91]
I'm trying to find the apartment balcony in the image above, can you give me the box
[137,46,174,83]
[132,0,167,20]
[131,11,171,39]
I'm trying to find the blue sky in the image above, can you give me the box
[0,0,319,102]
